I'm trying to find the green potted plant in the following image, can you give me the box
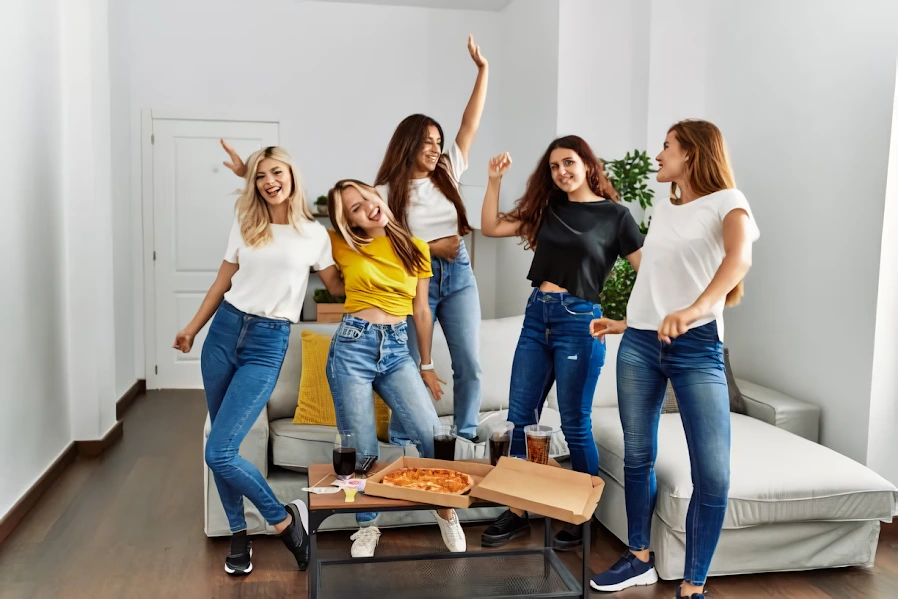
[313,288,345,323]
[315,195,328,215]
[598,150,656,320]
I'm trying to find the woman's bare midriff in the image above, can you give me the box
[350,307,404,325]
[538,281,568,293]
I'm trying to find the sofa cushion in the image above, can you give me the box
[270,418,416,471]
[269,323,339,420]
[593,407,898,530]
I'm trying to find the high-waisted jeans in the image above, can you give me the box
[507,289,605,476]
[201,301,290,533]
[617,322,730,586]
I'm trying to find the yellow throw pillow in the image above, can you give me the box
[293,329,391,443]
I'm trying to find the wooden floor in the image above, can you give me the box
[1,390,895,598]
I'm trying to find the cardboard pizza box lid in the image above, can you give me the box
[469,457,604,524]
[364,456,494,509]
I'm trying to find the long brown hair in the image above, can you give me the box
[236,146,313,248]
[374,114,472,236]
[327,179,428,275]
[504,135,617,249]
[667,119,743,306]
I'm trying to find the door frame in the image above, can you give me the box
[139,109,280,389]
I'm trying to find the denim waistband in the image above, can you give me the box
[341,313,408,332]
[529,288,594,304]
[220,301,291,326]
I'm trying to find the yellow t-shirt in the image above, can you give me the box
[329,230,432,316]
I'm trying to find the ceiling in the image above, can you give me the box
[298,0,514,12]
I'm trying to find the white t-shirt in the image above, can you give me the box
[626,188,760,341]
[222,218,334,323]
[375,141,467,242]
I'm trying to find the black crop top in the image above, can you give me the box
[526,198,643,303]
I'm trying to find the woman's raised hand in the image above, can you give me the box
[220,138,248,178]
[467,34,487,69]
[488,152,512,180]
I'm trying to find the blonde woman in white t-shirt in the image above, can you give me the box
[173,146,344,578]
[589,120,760,599]
[374,34,489,444]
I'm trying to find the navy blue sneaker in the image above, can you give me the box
[676,587,705,599]
[590,551,658,592]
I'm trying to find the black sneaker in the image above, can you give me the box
[224,530,252,576]
[553,522,583,551]
[279,500,310,571]
[481,510,530,547]
[553,518,598,551]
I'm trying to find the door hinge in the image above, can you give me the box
[153,251,156,261]
[151,133,155,144]
[155,365,158,375]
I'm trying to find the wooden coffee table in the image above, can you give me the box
[305,462,592,599]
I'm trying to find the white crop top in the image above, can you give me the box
[376,141,467,242]
[222,217,334,323]
[626,188,760,341]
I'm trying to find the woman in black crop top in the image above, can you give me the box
[479,136,643,550]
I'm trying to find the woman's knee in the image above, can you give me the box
[204,440,234,473]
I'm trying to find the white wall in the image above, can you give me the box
[0,0,72,519]
[109,0,137,397]
[493,0,560,317]
[117,0,503,352]
[867,60,898,485]
[701,0,898,465]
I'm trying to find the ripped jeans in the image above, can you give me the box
[507,289,605,475]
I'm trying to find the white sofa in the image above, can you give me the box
[204,316,898,579]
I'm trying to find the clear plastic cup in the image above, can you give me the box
[524,424,552,465]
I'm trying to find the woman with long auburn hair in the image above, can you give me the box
[589,120,760,599]
[478,135,643,551]
[374,35,488,444]
[173,146,344,577]
[324,179,466,557]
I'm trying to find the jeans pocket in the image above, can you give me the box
[392,324,409,345]
[455,243,471,266]
[337,322,365,342]
[561,296,595,316]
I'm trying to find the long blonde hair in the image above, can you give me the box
[327,179,427,275]
[668,119,744,306]
[236,146,313,248]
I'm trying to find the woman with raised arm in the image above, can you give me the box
[589,120,760,599]
[373,34,488,444]
[174,147,344,577]
[324,179,465,558]
[478,136,643,551]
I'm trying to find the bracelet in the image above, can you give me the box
[420,363,435,372]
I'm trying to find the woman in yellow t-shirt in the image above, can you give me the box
[325,179,466,555]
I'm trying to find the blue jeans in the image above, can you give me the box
[402,239,482,440]
[202,301,290,533]
[507,290,605,475]
[617,322,730,586]
[326,315,441,465]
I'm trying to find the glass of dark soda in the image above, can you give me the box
[489,422,515,466]
[433,424,457,461]
[333,432,356,480]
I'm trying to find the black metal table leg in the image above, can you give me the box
[308,509,333,599]
[544,516,552,548]
[581,519,591,599]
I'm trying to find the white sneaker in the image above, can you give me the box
[350,526,381,558]
[433,509,466,552]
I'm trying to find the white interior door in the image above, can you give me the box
[152,119,279,389]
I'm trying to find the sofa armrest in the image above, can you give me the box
[736,378,821,443]
[203,405,270,478]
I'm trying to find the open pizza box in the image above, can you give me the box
[364,456,495,508]
[469,457,605,525]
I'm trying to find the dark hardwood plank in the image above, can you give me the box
[0,389,895,598]
[116,379,147,420]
